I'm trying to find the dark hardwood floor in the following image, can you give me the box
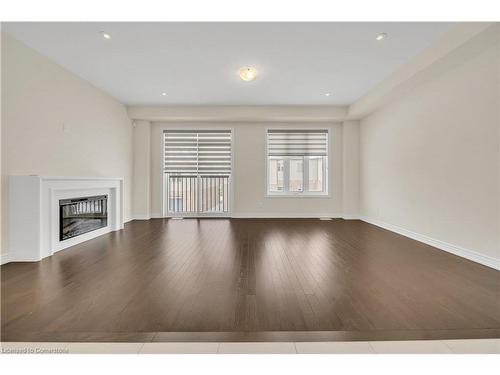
[2,218,499,342]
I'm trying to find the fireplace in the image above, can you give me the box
[59,195,108,241]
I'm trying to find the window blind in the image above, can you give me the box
[164,130,232,175]
[267,129,328,156]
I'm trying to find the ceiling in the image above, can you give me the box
[3,22,454,106]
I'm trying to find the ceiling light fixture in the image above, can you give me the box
[100,31,112,40]
[376,33,387,41]
[325,93,331,97]
[239,66,258,82]
[161,92,167,96]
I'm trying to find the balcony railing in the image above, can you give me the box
[167,175,230,214]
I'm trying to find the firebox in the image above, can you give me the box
[59,195,108,241]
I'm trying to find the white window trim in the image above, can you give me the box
[265,128,330,198]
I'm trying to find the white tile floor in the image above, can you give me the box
[1,339,499,354]
[218,342,296,354]
[369,340,453,354]
[66,343,144,354]
[141,342,219,354]
[442,339,500,354]
[295,341,375,354]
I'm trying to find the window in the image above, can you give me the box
[164,130,232,214]
[267,129,328,196]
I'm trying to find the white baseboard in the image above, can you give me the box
[1,252,41,265]
[130,212,358,220]
[131,214,151,220]
[1,252,12,265]
[231,212,343,219]
[130,213,164,220]
[342,214,361,220]
[360,216,500,271]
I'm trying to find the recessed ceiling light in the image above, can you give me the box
[239,67,258,82]
[161,92,167,96]
[376,33,387,41]
[325,93,331,97]
[100,31,112,40]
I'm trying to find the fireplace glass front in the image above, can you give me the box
[59,195,108,241]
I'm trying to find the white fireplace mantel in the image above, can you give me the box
[7,176,124,263]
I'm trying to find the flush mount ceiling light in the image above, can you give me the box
[325,93,331,97]
[161,92,167,96]
[100,31,112,40]
[376,32,387,41]
[239,66,258,82]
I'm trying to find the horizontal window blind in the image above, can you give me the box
[267,129,328,156]
[164,130,232,175]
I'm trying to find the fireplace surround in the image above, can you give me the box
[5,176,124,264]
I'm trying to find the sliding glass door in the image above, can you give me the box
[163,130,232,217]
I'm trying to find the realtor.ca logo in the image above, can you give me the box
[2,347,69,354]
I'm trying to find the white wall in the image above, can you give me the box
[342,121,360,218]
[359,25,499,265]
[1,33,133,255]
[132,120,151,218]
[143,121,350,218]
